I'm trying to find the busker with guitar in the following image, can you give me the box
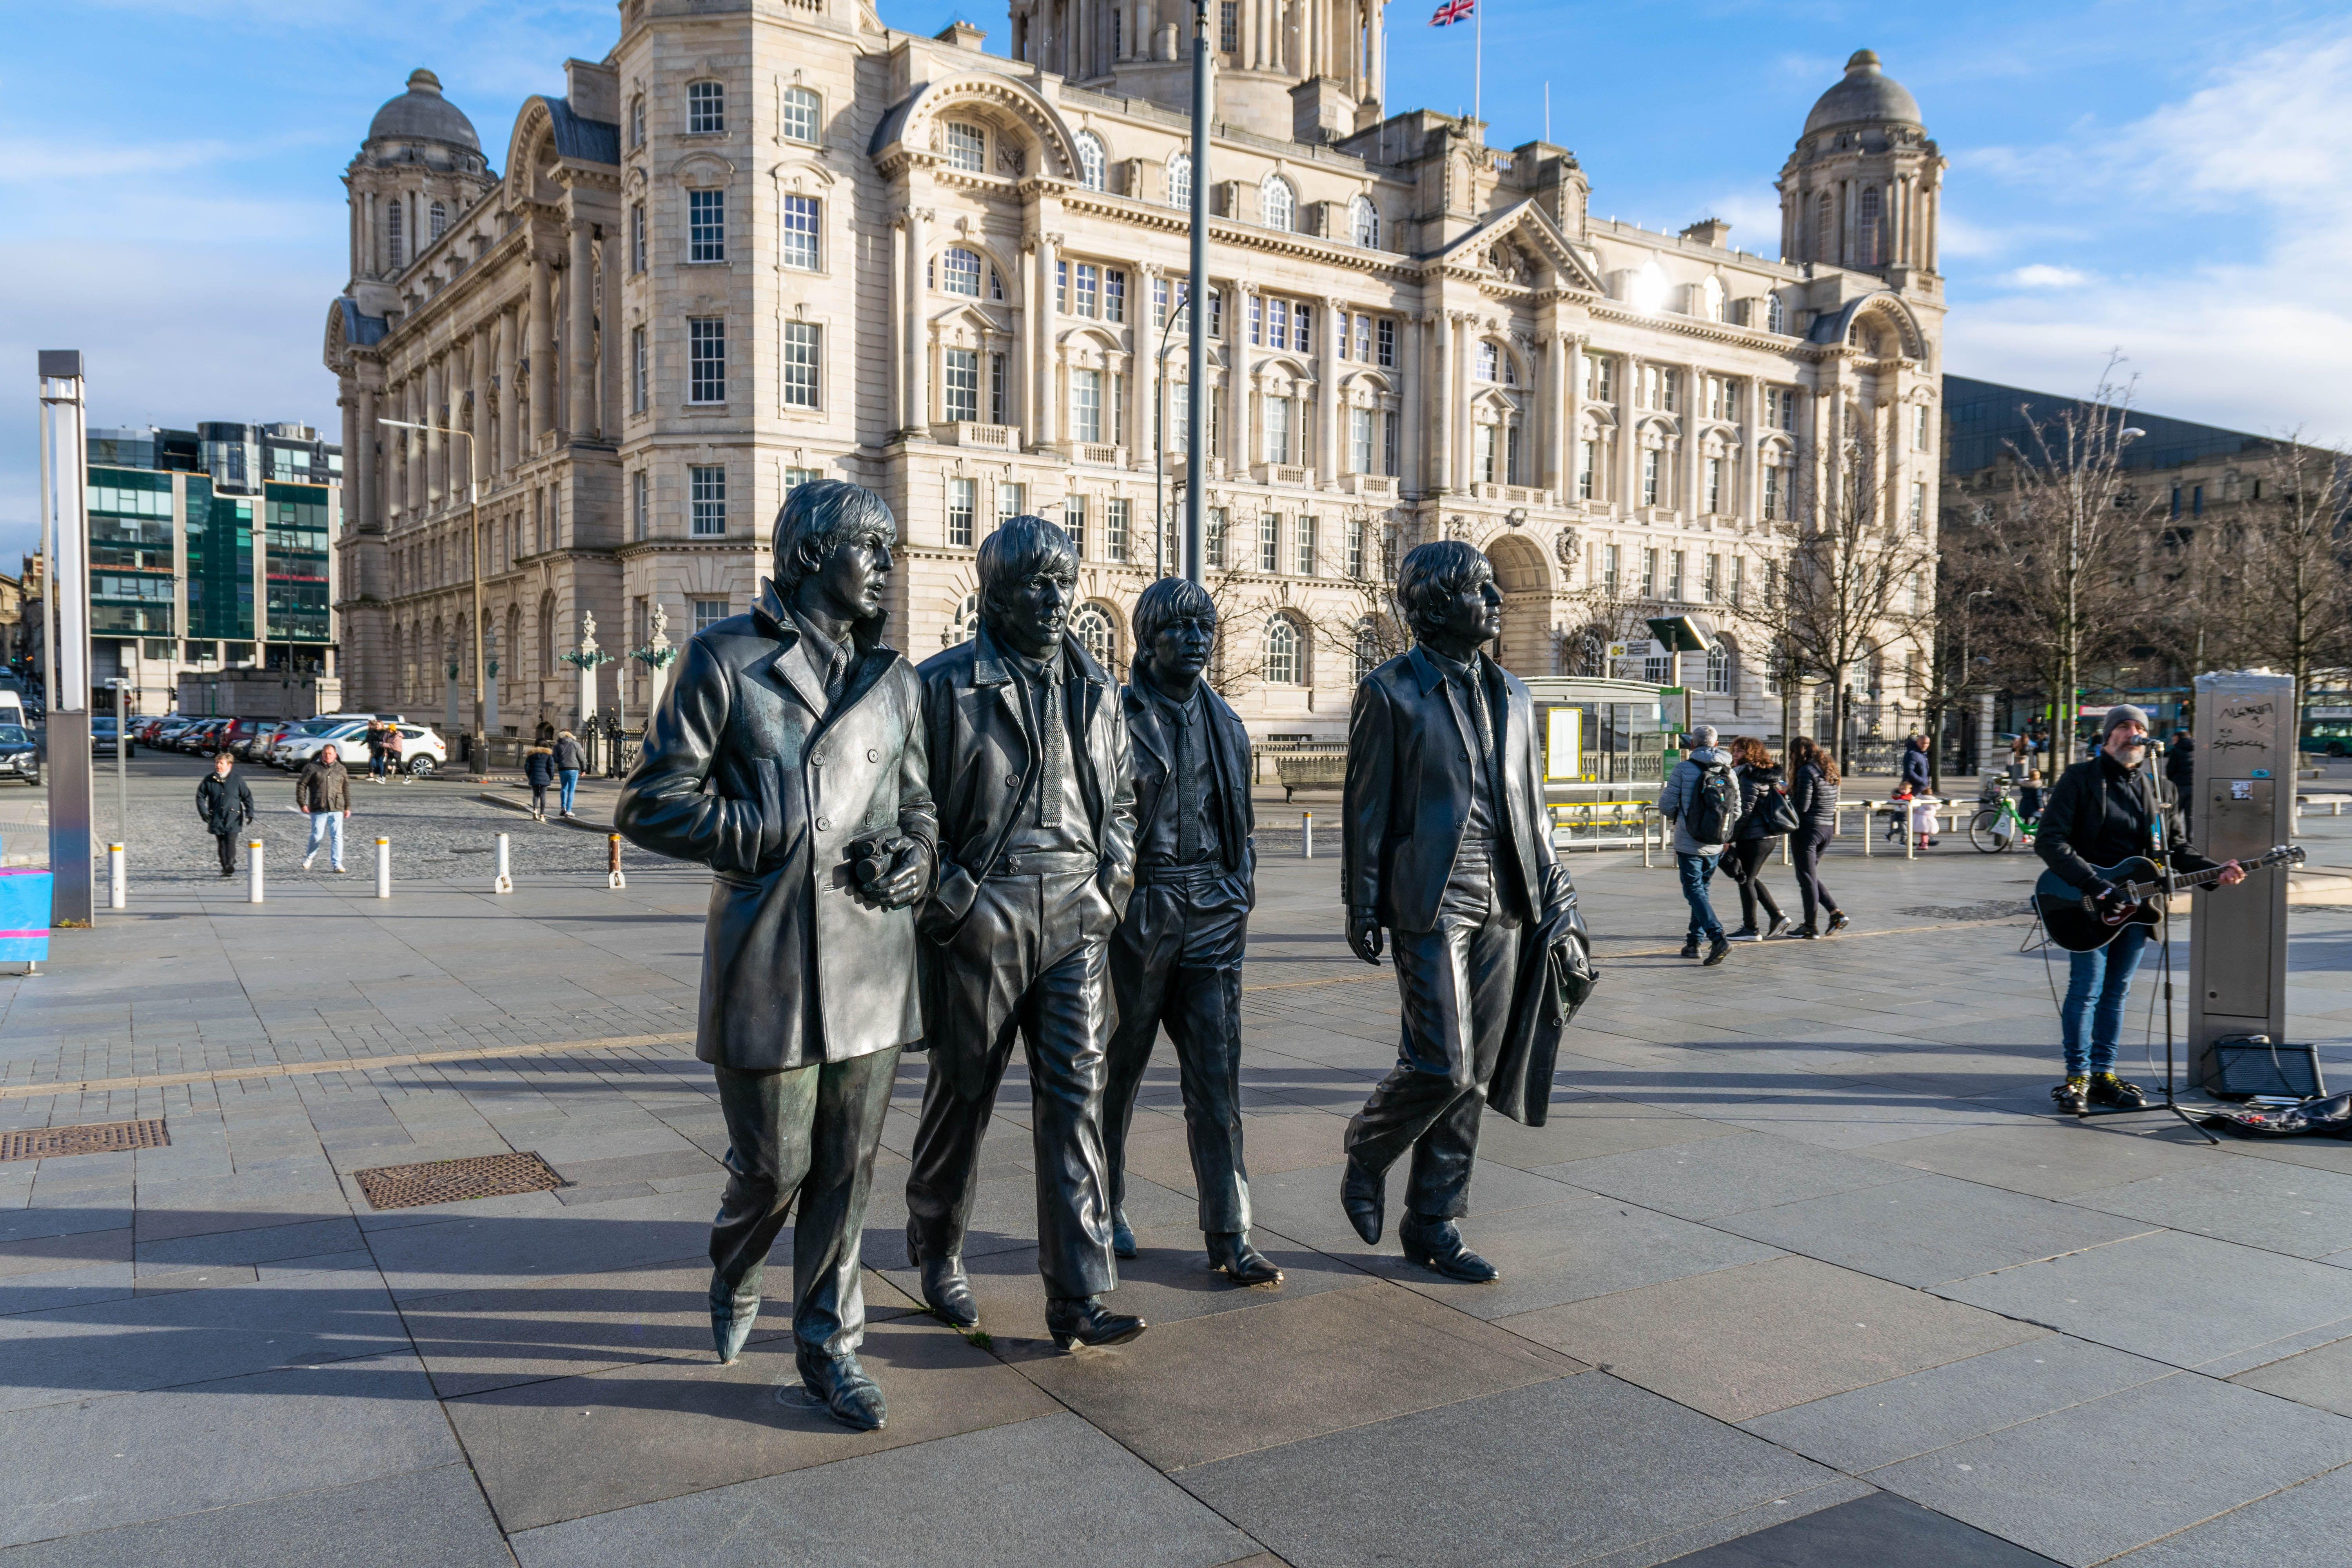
[2034,705,2243,1114]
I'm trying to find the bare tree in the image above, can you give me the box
[1298,505,1414,686]
[1557,538,1661,679]
[2231,437,2352,719]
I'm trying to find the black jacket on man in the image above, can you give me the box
[617,580,937,1070]
[2035,752,2214,892]
[197,773,254,835]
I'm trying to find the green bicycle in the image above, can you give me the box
[1968,790,2037,853]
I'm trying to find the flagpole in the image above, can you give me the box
[1474,0,1482,125]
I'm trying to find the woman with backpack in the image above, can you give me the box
[1787,735,1850,938]
[1725,736,1796,940]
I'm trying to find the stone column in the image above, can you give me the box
[356,383,379,534]
[566,219,596,439]
[1134,267,1160,457]
[470,325,491,500]
[1685,361,1705,517]
[1562,332,1585,503]
[1314,293,1339,479]
[529,253,555,449]
[1743,373,1765,522]
[901,205,929,436]
[1451,315,1472,491]
[1030,230,1059,448]
[495,306,517,478]
[1429,313,1452,494]
[423,355,444,509]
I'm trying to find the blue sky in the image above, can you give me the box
[5,0,2350,568]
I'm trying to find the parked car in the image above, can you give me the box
[0,722,38,786]
[238,720,288,760]
[276,718,374,771]
[89,717,136,758]
[389,723,447,777]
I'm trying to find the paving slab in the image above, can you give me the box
[1178,1373,1851,1568]
[1935,1230,2352,1371]
[360,1188,715,1301]
[0,1352,461,1548]
[1743,1336,2177,1471]
[1855,1120,2218,1201]
[1711,1173,2156,1288]
[0,1463,510,1568]
[1535,1133,1915,1221]
[444,1309,1061,1532]
[1867,1373,2352,1566]
[1655,1490,2062,1567]
[1468,1099,1748,1170]
[1005,1278,1581,1470]
[508,1412,1257,1568]
[2105,1461,2352,1566]
[2066,1159,2352,1260]
[0,1227,131,1280]
[1237,1156,1581,1253]
[2229,1332,2352,1416]
[1501,1254,2045,1422]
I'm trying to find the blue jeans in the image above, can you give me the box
[1676,851,1725,942]
[303,810,345,871]
[2062,924,2152,1076]
[559,769,580,814]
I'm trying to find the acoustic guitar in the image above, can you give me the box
[2032,844,2304,953]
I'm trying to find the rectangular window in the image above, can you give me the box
[1350,407,1374,472]
[1914,403,1931,450]
[780,194,818,270]
[1296,514,1317,577]
[1104,269,1126,324]
[1071,368,1103,443]
[1219,0,1238,52]
[1347,520,1365,578]
[780,320,818,408]
[1584,352,1614,402]
[1270,298,1291,348]
[1477,423,1497,483]
[632,470,649,541]
[1259,513,1280,572]
[1338,312,1352,359]
[1376,317,1395,368]
[1169,384,1189,454]
[946,122,985,172]
[1208,288,1223,339]
[1773,387,1797,431]
[1910,481,1927,531]
[1249,294,1263,346]
[1206,506,1227,568]
[1702,554,1720,603]
[1105,497,1129,563]
[989,352,1008,424]
[1056,259,1069,313]
[943,348,979,423]
[630,325,647,413]
[1578,439,1598,501]
[629,202,646,272]
[1477,342,1499,383]
[996,482,1024,528]
[687,80,725,135]
[1763,465,1782,521]
[1075,262,1098,318]
[1152,276,1169,329]
[1705,456,1723,514]
[1602,544,1620,594]
[784,466,820,490]
[1112,372,1126,444]
[692,596,727,633]
[688,189,725,262]
[1383,410,1397,476]
[1507,421,1523,485]
[1730,556,1744,608]
[1263,396,1290,464]
[1641,448,1660,507]
[782,86,820,145]
[1357,313,1374,363]
[689,465,726,535]
[688,318,726,403]
[947,477,976,547]
[1667,550,1684,601]
[1063,496,1087,559]
[1640,548,1657,599]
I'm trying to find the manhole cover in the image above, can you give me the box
[355,1151,566,1210]
[0,1118,171,1162]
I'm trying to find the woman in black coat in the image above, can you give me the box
[1787,735,1849,937]
[1724,736,1793,939]
[522,744,557,822]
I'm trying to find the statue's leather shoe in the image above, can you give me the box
[1045,1295,1147,1350]
[1111,1209,1138,1260]
[797,1348,886,1432]
[710,1274,760,1365]
[1341,1155,1385,1245]
[1208,1231,1283,1286]
[918,1256,980,1330]
[1399,1216,1500,1283]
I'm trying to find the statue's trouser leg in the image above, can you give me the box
[1018,938,1119,1299]
[1343,855,1522,1221]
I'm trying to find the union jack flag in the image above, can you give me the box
[1430,0,1474,24]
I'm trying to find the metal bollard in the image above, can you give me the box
[108,844,125,911]
[1861,806,1871,858]
[607,833,627,890]
[1905,810,1917,860]
[375,837,392,899]
[248,839,265,903]
[492,833,514,895]
[1301,811,1314,858]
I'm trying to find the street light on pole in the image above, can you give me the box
[379,417,484,778]
[1183,0,1211,585]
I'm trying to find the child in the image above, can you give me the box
[1886,782,1912,842]
[2018,769,2044,826]
[1909,787,1941,850]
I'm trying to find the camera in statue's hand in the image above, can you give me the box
[850,833,927,911]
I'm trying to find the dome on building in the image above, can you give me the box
[367,69,481,152]
[1802,51,1921,136]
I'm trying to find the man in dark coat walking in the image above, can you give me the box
[904,515,1143,1352]
[617,481,936,1432]
[1100,577,1278,1287]
[196,750,254,878]
[1341,541,1582,1283]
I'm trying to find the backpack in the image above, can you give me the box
[1750,773,1801,836]
[1683,759,1740,844]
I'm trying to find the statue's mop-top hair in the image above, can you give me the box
[771,480,897,590]
[1394,539,1493,638]
[977,515,1079,616]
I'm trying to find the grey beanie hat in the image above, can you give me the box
[1690,724,1718,746]
[2100,704,2151,739]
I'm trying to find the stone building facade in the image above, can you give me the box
[324,7,1945,744]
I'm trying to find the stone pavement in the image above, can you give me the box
[3,755,2352,1565]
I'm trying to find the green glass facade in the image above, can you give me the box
[184,477,256,642]
[87,466,177,636]
[263,483,332,644]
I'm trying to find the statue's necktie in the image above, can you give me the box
[1175,704,1202,861]
[1466,664,1498,771]
[1038,661,1065,828]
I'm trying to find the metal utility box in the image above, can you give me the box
[2189,670,2297,1088]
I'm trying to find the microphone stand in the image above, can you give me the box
[2111,854,2219,1142]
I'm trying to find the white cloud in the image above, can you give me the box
[2001,263,2093,289]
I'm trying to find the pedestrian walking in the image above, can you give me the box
[553,729,586,818]
[196,750,254,879]
[382,724,405,782]
[1902,734,1938,849]
[295,743,352,873]
[1724,736,1796,940]
[1788,735,1849,937]
[365,719,389,782]
[1656,724,1738,964]
[2009,733,2031,782]
[523,742,557,821]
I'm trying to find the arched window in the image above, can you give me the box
[941,246,982,297]
[781,85,820,144]
[1353,618,1385,684]
[1815,191,1835,260]
[1706,643,1731,694]
[1071,604,1115,667]
[1858,187,1882,267]
[386,198,404,268]
[427,200,446,241]
[1349,194,1379,248]
[1074,131,1107,191]
[1766,292,1787,334]
[629,94,646,149]
[1261,174,1296,232]
[946,593,980,647]
[1165,152,1191,208]
[1264,616,1301,684]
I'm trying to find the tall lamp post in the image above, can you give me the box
[1183,0,1210,585]
[36,350,94,924]
[379,417,484,778]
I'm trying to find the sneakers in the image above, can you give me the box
[1826,911,1851,935]
[1679,935,1701,959]
[2088,1073,2150,1109]
[1766,915,1796,939]
[1790,924,1819,939]
[1703,937,1732,966]
[2052,1076,2091,1114]
[1727,927,1764,943]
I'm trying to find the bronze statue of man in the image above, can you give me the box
[1340,540,1582,1281]
[1100,577,1279,1286]
[617,480,935,1432]
[904,515,1145,1349]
